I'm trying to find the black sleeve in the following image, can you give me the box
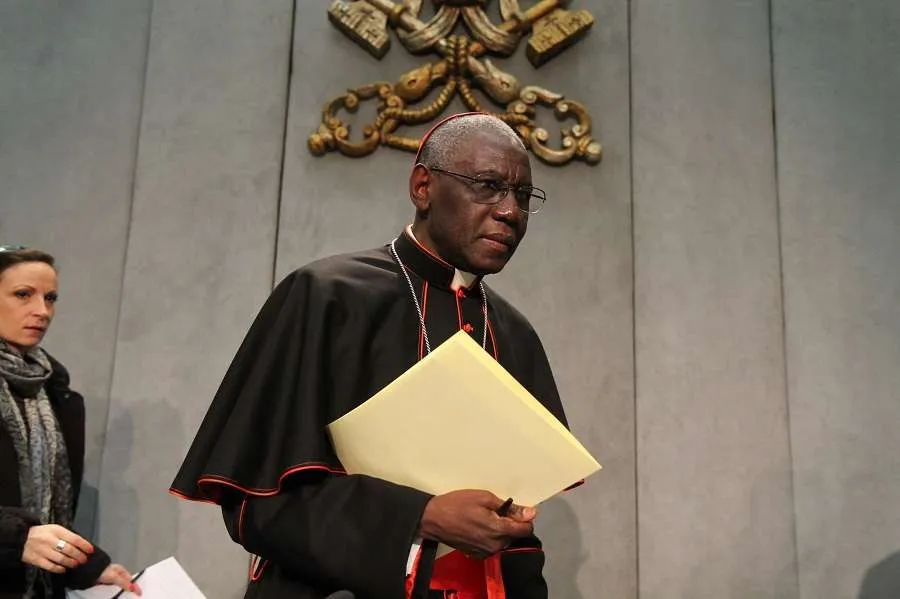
[64,545,111,590]
[528,330,569,429]
[500,535,548,599]
[0,506,112,590]
[0,506,39,568]
[222,473,432,599]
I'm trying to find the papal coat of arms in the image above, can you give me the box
[308,0,601,166]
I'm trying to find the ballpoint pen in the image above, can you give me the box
[496,497,514,517]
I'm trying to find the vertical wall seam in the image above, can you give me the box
[767,0,802,596]
[627,0,640,597]
[270,0,297,290]
[95,0,155,540]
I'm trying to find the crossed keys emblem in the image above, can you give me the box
[308,0,601,166]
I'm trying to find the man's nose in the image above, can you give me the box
[491,190,522,222]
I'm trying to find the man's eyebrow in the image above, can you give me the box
[472,170,525,180]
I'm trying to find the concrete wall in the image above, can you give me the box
[94,1,292,596]
[632,1,797,596]
[0,0,152,536]
[1,1,897,597]
[773,2,900,598]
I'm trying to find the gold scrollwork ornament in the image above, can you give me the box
[313,0,602,166]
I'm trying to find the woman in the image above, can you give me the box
[0,246,141,598]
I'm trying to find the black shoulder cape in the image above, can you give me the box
[170,231,571,504]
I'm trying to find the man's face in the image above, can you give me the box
[421,133,532,275]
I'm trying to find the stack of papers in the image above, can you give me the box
[328,330,601,554]
[67,556,205,599]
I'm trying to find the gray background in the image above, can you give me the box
[1,1,897,597]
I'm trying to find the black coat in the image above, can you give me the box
[171,232,568,598]
[0,353,110,599]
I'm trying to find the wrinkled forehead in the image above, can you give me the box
[456,132,531,175]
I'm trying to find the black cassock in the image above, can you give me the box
[170,229,573,599]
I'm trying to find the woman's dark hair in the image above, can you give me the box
[0,246,56,278]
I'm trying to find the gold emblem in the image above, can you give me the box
[310,0,601,166]
[328,1,392,58]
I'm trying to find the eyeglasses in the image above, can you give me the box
[0,245,26,253]
[427,166,547,214]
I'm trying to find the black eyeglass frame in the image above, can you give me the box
[425,166,547,214]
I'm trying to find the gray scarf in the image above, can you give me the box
[0,340,73,598]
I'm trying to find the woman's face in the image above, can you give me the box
[0,262,58,352]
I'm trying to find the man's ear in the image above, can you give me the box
[409,163,432,213]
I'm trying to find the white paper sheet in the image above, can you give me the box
[67,556,206,599]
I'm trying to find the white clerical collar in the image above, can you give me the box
[405,225,478,291]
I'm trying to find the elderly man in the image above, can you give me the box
[171,113,573,599]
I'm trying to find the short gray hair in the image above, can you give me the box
[418,114,526,169]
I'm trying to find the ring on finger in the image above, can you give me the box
[55,539,67,553]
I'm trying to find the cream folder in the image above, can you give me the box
[327,330,601,528]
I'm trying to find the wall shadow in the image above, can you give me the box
[94,398,181,571]
[538,495,588,599]
[857,550,900,599]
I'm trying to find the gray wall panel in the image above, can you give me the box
[276,2,427,275]
[280,2,635,597]
[491,2,636,595]
[632,1,798,596]
[772,2,900,598]
[7,1,895,597]
[97,1,292,595]
[0,0,151,537]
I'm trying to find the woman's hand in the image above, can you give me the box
[97,563,143,595]
[21,524,92,574]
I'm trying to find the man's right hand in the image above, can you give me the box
[419,490,537,557]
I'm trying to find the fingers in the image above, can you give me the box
[65,544,90,565]
[47,550,80,570]
[468,508,535,555]
[44,525,91,568]
[426,490,536,557]
[505,503,537,523]
[481,492,507,511]
[54,540,89,566]
[482,494,537,522]
[54,526,94,556]
[35,556,66,574]
[109,570,133,592]
[22,524,92,571]
[101,563,137,593]
[496,514,534,539]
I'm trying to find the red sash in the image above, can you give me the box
[406,549,506,599]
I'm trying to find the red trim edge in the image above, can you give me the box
[501,547,543,555]
[249,555,268,582]
[237,498,248,544]
[169,462,346,503]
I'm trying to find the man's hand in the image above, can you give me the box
[419,490,537,557]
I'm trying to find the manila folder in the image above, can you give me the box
[327,330,601,509]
